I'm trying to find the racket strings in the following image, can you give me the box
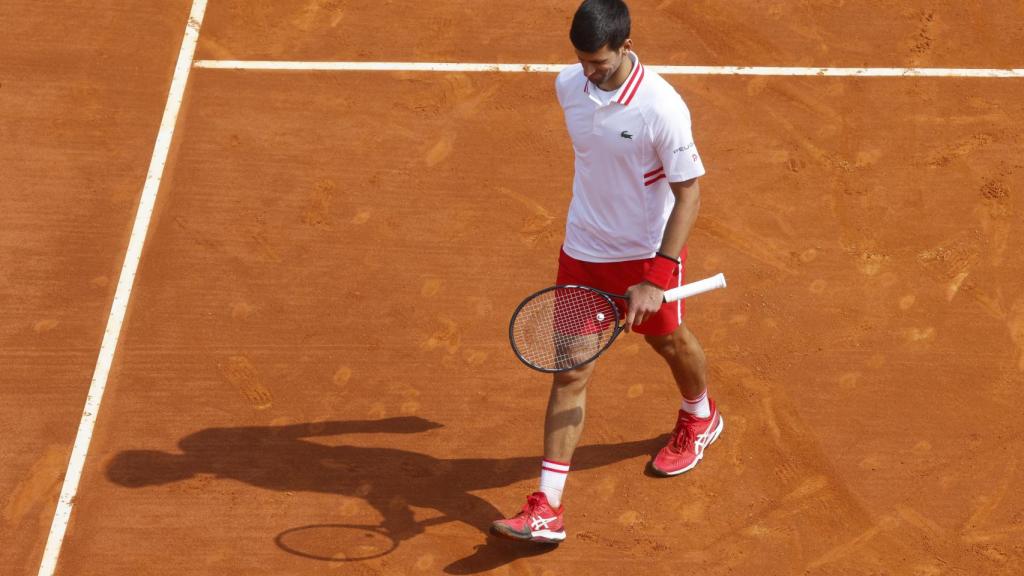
[511,287,618,371]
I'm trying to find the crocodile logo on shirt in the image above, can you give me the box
[620,131,634,140]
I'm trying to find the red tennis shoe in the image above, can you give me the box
[490,492,566,543]
[651,400,724,476]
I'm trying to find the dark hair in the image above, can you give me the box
[570,0,631,52]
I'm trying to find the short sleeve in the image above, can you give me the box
[650,94,705,182]
[555,66,574,109]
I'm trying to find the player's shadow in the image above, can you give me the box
[106,416,666,574]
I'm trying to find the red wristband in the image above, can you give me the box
[643,253,679,290]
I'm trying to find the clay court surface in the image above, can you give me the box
[2,1,1023,574]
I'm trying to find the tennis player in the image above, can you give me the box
[492,0,723,543]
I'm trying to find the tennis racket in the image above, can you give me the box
[509,273,727,373]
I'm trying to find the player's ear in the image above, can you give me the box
[621,38,633,53]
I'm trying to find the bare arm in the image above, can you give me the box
[659,178,701,257]
[623,178,701,330]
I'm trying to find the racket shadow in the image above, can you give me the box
[105,417,667,574]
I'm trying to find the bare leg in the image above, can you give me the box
[492,366,589,539]
[644,322,707,399]
[543,362,596,462]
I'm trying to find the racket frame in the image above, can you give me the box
[508,273,727,373]
[508,284,625,373]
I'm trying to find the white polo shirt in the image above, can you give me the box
[555,52,705,263]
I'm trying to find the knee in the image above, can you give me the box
[553,365,592,392]
[644,333,677,359]
[645,328,692,359]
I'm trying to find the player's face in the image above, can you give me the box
[575,40,631,88]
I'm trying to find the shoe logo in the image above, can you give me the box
[620,130,634,140]
[530,515,558,531]
[695,433,711,452]
[693,417,718,453]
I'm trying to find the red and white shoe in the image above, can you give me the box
[490,492,566,543]
[651,400,724,476]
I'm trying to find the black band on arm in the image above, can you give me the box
[655,251,681,263]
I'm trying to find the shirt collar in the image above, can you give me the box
[583,52,645,106]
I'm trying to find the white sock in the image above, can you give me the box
[539,459,570,508]
[681,389,711,418]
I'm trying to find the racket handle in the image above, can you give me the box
[663,273,727,303]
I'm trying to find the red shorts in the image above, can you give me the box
[556,247,688,336]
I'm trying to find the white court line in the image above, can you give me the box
[193,60,1024,78]
[37,1,208,575]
